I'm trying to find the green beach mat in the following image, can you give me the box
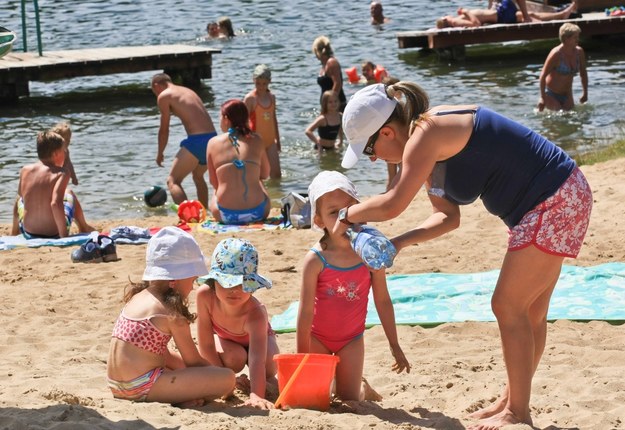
[270,263,625,333]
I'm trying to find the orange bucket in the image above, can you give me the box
[273,353,340,411]
[177,200,206,224]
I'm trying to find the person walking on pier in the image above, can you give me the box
[151,73,217,209]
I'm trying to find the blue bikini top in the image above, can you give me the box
[555,51,579,76]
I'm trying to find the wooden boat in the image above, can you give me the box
[0,26,17,58]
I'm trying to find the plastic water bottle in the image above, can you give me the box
[347,225,397,270]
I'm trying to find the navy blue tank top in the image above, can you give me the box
[428,107,575,227]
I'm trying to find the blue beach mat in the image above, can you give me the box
[270,263,625,333]
[0,233,92,251]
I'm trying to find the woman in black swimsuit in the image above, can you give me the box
[312,35,346,112]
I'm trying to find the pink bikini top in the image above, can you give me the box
[111,310,172,355]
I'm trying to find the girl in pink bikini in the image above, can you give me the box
[107,227,235,406]
[297,170,410,401]
[196,238,278,410]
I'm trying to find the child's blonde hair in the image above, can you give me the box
[559,23,581,43]
[253,64,271,81]
[51,122,71,145]
[320,90,337,115]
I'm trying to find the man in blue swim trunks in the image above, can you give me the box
[151,73,217,209]
[436,0,577,28]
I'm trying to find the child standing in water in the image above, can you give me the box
[297,170,410,401]
[244,64,281,179]
[305,90,343,154]
[196,238,278,410]
[51,122,79,186]
[107,227,235,406]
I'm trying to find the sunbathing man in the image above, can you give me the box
[436,0,577,28]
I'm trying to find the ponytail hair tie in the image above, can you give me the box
[386,85,396,99]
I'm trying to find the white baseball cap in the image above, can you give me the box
[308,170,360,230]
[143,226,209,281]
[341,83,398,169]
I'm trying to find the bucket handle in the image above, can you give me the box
[274,353,311,409]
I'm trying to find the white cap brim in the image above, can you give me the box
[341,142,365,169]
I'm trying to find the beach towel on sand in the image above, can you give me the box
[0,233,92,251]
[198,216,288,234]
[270,263,625,333]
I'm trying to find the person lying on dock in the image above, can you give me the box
[436,0,578,29]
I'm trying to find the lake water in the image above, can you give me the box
[1,0,624,223]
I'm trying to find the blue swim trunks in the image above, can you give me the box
[18,194,75,239]
[180,132,217,165]
[496,0,518,23]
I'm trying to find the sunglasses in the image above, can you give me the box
[362,129,380,157]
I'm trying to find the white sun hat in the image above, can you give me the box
[341,83,398,169]
[308,170,360,230]
[143,226,209,281]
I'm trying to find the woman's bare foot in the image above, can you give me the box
[561,1,577,19]
[467,407,531,430]
[361,377,383,401]
[467,396,507,420]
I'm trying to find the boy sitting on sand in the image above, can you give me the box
[11,130,95,238]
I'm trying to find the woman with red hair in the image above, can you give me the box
[206,99,271,224]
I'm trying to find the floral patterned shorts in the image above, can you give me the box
[508,168,592,258]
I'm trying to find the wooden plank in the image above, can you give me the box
[397,14,625,50]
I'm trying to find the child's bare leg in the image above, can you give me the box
[147,366,235,406]
[469,246,563,429]
[266,144,282,179]
[70,191,96,233]
[361,377,383,401]
[334,336,365,401]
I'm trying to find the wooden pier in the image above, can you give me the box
[0,44,221,102]
[397,13,625,54]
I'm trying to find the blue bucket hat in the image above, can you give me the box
[204,238,272,293]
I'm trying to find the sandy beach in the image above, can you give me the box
[1,158,624,430]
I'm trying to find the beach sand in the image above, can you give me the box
[1,159,624,430]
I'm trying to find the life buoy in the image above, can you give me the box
[177,200,207,223]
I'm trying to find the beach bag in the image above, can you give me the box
[281,192,311,229]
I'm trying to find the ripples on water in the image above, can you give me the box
[1,0,624,222]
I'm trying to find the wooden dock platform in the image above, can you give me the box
[0,44,221,101]
[397,13,625,52]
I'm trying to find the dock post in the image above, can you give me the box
[0,78,30,103]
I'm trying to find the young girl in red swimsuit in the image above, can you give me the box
[297,170,410,401]
[107,227,235,406]
[196,238,278,410]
